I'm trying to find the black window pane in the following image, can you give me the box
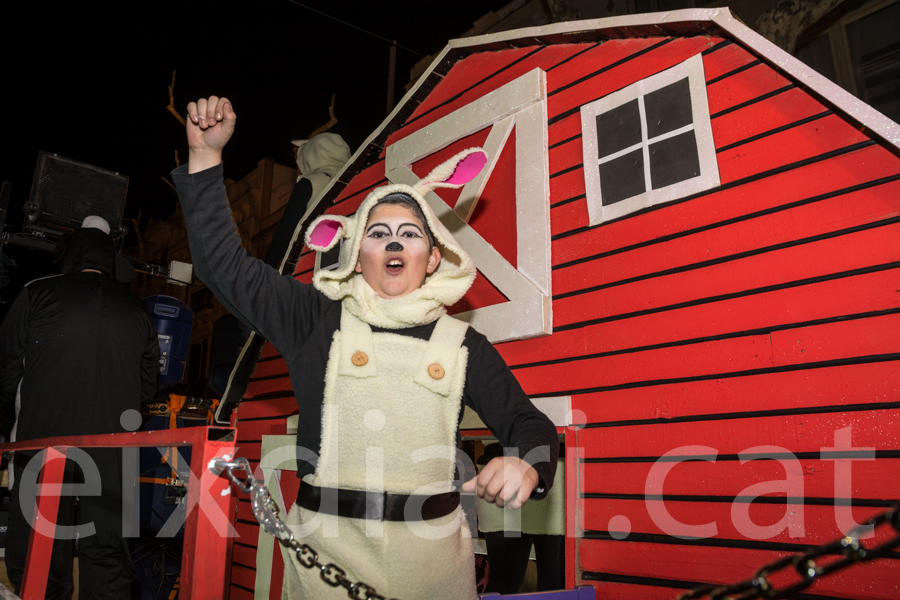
[644,78,693,138]
[649,131,701,190]
[599,149,646,206]
[596,99,642,159]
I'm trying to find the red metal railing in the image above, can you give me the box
[0,427,237,600]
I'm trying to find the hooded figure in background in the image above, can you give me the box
[264,132,351,269]
[0,215,158,599]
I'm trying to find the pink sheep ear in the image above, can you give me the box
[305,215,349,252]
[416,148,488,195]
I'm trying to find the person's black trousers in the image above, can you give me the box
[7,448,136,599]
[483,531,565,594]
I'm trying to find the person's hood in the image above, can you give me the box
[293,133,351,180]
[304,148,487,329]
[52,216,134,283]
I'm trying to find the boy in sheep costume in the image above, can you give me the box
[174,96,559,599]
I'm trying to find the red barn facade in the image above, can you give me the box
[224,8,900,599]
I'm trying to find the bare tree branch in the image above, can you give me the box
[167,70,186,126]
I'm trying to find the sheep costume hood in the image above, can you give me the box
[304,148,487,329]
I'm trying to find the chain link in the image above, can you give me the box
[677,504,900,600]
[211,457,400,600]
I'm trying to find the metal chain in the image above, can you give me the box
[211,457,400,600]
[676,504,900,600]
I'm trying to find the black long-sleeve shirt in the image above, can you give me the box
[172,163,559,496]
[0,272,159,442]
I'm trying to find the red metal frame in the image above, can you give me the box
[0,427,237,600]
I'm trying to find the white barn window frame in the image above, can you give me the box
[580,53,720,225]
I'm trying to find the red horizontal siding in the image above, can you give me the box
[548,37,718,119]
[407,46,537,120]
[579,408,900,459]
[229,585,254,600]
[578,540,900,600]
[773,313,900,366]
[231,563,256,590]
[581,581,681,600]
[706,62,791,116]
[711,87,828,149]
[553,178,900,295]
[245,375,292,398]
[717,114,871,183]
[581,500,889,546]
[551,144,900,263]
[236,396,297,420]
[548,38,664,91]
[584,459,900,499]
[387,44,590,149]
[553,222,900,328]
[701,42,758,81]
[332,159,386,205]
[567,360,900,424]
[513,333,773,396]
[502,267,900,366]
[251,357,289,379]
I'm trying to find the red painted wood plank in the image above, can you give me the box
[296,271,313,285]
[701,43,758,82]
[295,251,316,273]
[717,114,871,184]
[548,113,581,147]
[259,342,281,361]
[712,87,828,150]
[388,44,592,149]
[578,539,900,600]
[548,37,719,119]
[551,144,900,262]
[546,38,664,92]
[236,397,297,421]
[236,500,256,523]
[580,581,680,600]
[581,500,890,547]
[554,222,900,328]
[706,63,791,116]
[550,196,589,236]
[234,521,260,547]
[332,160,386,205]
[245,376,292,398]
[774,313,900,366]
[252,357,289,379]
[549,166,586,203]
[233,419,287,441]
[568,360,900,424]
[554,179,900,295]
[549,136,583,175]
[232,543,258,568]
[583,459,900,499]
[578,409,900,459]
[407,46,537,121]
[234,442,261,462]
[503,269,900,367]
[512,334,773,396]
[229,585,254,600]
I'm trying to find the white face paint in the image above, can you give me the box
[355,204,441,299]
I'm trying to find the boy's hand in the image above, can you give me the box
[186,96,236,173]
[462,456,539,510]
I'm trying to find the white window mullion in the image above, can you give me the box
[637,95,652,194]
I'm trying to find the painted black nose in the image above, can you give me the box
[386,241,403,252]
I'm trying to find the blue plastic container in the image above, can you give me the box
[144,295,193,389]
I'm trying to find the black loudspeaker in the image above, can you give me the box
[24,151,128,239]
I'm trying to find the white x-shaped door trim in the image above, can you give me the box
[385,68,552,343]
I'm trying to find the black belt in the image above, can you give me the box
[297,481,460,522]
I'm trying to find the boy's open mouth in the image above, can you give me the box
[385,257,405,274]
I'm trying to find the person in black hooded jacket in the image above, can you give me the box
[0,216,158,599]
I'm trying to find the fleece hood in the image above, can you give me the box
[293,133,351,204]
[305,148,487,329]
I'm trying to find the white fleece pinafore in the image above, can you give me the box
[281,311,477,600]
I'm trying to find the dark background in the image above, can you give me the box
[0,0,510,308]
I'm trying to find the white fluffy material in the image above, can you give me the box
[312,150,484,329]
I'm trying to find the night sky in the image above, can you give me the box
[0,0,511,307]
